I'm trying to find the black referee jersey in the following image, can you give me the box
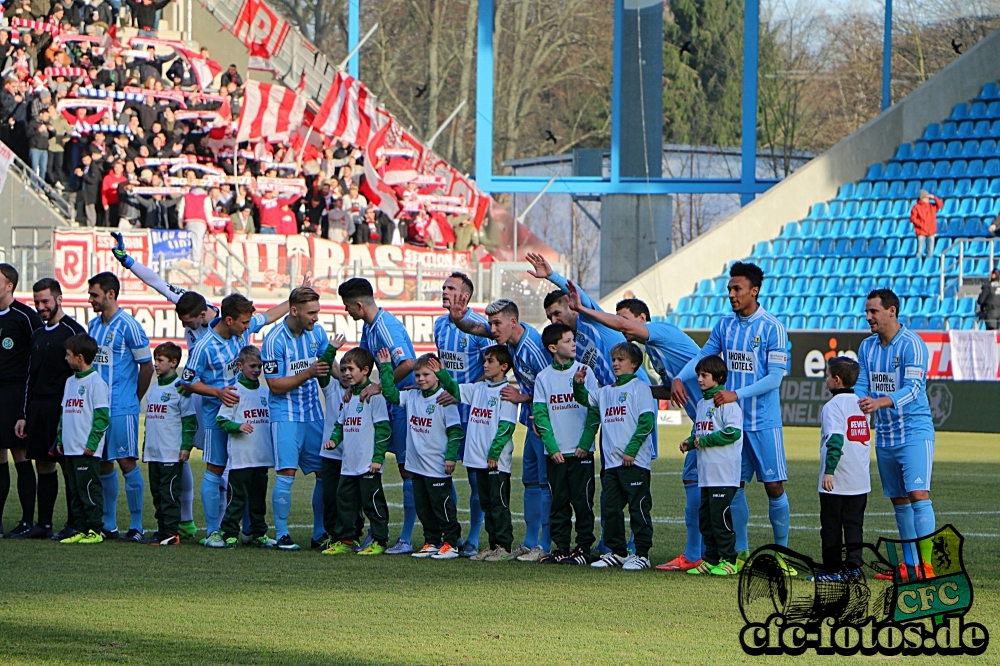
[25,315,86,412]
[0,300,43,414]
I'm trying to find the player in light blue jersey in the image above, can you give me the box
[676,262,790,568]
[262,287,336,551]
[434,272,492,556]
[86,272,153,542]
[181,293,287,546]
[856,288,936,579]
[564,284,706,571]
[339,277,419,555]
[110,232,291,540]
[446,293,554,561]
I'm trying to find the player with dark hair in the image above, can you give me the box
[12,278,84,540]
[675,261,791,571]
[856,288,936,581]
[339,277,419,555]
[0,264,43,538]
[86,271,153,542]
[435,272,492,556]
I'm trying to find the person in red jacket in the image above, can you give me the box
[910,189,943,258]
[100,161,127,228]
[250,189,300,235]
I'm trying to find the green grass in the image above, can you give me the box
[1,426,998,665]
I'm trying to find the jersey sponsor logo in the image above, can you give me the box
[696,420,716,433]
[392,347,405,360]
[181,367,195,382]
[94,345,111,365]
[243,408,269,419]
[263,360,279,375]
[846,415,870,444]
[768,351,787,366]
[344,416,363,426]
[470,406,493,419]
[728,350,756,373]
[224,359,239,380]
[410,415,433,429]
[1,337,12,350]
[581,344,599,370]
[605,405,627,417]
[549,393,575,404]
[288,358,312,374]
[439,350,466,372]
[148,403,168,413]
[904,366,925,380]
[871,372,897,394]
[66,398,85,407]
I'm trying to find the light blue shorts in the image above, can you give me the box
[521,427,548,487]
[876,439,934,498]
[271,420,324,475]
[202,426,229,468]
[741,427,788,483]
[388,407,407,466]
[682,448,698,483]
[102,414,139,461]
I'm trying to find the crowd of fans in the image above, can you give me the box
[0,0,483,252]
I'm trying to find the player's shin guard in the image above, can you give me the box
[100,470,119,532]
[522,484,540,549]
[893,503,918,566]
[683,482,703,562]
[911,499,936,566]
[732,486,750,552]
[538,484,552,552]
[201,470,223,534]
[400,477,416,543]
[466,472,483,549]
[123,466,145,532]
[180,461,194,523]
[768,493,790,547]
[311,477,325,541]
[272,475,294,538]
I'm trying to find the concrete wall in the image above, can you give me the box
[0,174,66,283]
[599,28,1000,315]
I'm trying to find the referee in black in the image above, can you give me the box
[0,264,43,538]
[13,278,84,539]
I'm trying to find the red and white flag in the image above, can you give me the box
[311,71,384,147]
[247,42,277,73]
[175,47,222,90]
[236,80,307,144]
[361,121,401,218]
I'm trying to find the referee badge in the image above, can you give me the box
[1,337,12,350]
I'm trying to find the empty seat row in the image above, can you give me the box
[948,100,1000,122]
[866,159,1000,182]
[782,218,991,240]
[669,309,980,331]
[839,177,1000,201]
[893,139,1000,162]
[921,119,1000,141]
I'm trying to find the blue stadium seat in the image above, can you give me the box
[941,122,959,139]
[874,200,891,217]
[820,257,838,274]
[861,219,879,236]
[903,257,922,274]
[885,238,901,256]
[970,102,989,119]
[838,182,856,199]
[979,82,1000,101]
[799,221,816,237]
[693,315,710,329]
[830,220,847,236]
[892,144,912,161]
[954,179,972,197]
[950,161,968,178]
[899,238,917,255]
[819,315,838,329]
[912,142,930,160]
[920,257,938,275]
[950,103,969,121]
[888,181,905,198]
[983,138,999,155]
[933,161,952,178]
[882,163,903,180]
[899,163,918,180]
[890,200,909,216]
[903,180,921,198]
[909,316,929,330]
[772,240,788,255]
[787,239,804,255]
[868,238,886,256]
[922,123,941,141]
[677,315,692,329]
[968,160,985,177]
[789,258,807,274]
[864,164,884,180]
[927,316,945,330]
[916,161,935,179]
[809,202,828,219]
[834,238,851,255]
[789,315,806,329]
[957,122,975,139]
[777,277,794,293]
[988,160,1000,178]
[872,181,890,199]
[858,200,875,217]
[695,279,711,295]
[842,277,862,294]
[846,219,864,235]
[805,316,822,329]
[803,296,821,312]
[754,241,772,256]
[869,257,888,275]
[888,257,906,274]
[946,140,963,157]
[974,121,992,139]
[781,222,800,238]
[929,141,946,159]
[971,178,989,196]
[814,221,832,237]
[805,240,822,256]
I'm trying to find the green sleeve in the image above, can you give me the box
[56,415,63,449]
[379,362,401,405]
[824,434,845,475]
[445,425,464,462]
[215,415,243,435]
[532,402,560,456]
[372,420,392,465]
[488,421,516,461]
[577,401,600,452]
[86,407,110,452]
[623,411,656,458]
[330,422,344,448]
[572,380,590,407]
[180,415,198,452]
[435,369,461,401]
[699,427,742,448]
[317,345,338,389]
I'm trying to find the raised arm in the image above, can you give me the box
[565,280,649,341]
[111,231,187,305]
[446,289,492,339]
[377,350,401,405]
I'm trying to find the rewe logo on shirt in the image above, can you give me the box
[605,406,626,417]
[344,416,363,426]
[549,393,575,404]
[696,420,715,432]
[243,408,269,419]
[847,415,871,444]
[470,407,493,419]
[66,398,85,408]
[148,404,168,413]
[410,415,433,428]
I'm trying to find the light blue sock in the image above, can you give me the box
[123,466,145,533]
[311,477,325,541]
[466,472,483,549]
[683,483,703,562]
[400,477,416,543]
[538,485,552,552]
[732,486,750,552]
[522,485,540,549]
[893,503,918,566]
[911,499,935,538]
[272,475,294,539]
[768,493,790,547]
[201,471,222,534]
[99,471,119,532]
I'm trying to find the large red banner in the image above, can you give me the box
[233,0,290,57]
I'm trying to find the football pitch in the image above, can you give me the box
[1,426,997,665]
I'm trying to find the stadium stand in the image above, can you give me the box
[665,85,1000,332]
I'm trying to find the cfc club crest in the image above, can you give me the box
[750,335,761,350]
[459,336,468,349]
[488,396,498,407]
[618,392,628,403]
[78,386,86,395]
[356,402,364,413]
[426,404,437,415]
[160,393,171,402]
[260,397,267,406]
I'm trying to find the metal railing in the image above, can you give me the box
[7,150,74,223]
[150,237,253,296]
[937,237,998,299]
[9,225,54,285]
